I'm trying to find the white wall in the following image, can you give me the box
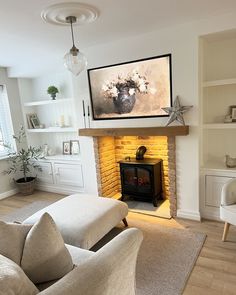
[0,68,24,196]
[27,11,236,220]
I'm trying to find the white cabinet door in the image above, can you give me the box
[36,161,54,184]
[54,162,84,188]
[205,175,233,207]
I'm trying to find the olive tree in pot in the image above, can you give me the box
[3,126,43,195]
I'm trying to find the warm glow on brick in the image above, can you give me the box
[94,135,176,217]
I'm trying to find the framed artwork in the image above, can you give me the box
[230,105,236,122]
[63,141,70,155]
[70,140,80,155]
[87,54,172,120]
[30,114,40,128]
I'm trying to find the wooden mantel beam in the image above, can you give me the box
[79,126,189,137]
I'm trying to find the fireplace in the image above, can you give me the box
[119,158,162,207]
[79,126,190,218]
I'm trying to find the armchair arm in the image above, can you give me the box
[221,178,236,206]
[39,228,143,295]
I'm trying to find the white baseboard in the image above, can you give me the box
[0,188,18,200]
[177,209,201,221]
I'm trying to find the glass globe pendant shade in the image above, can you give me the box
[64,45,87,76]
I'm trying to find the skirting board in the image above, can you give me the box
[0,188,18,200]
[177,209,201,221]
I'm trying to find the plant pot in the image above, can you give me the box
[51,94,56,100]
[15,177,36,195]
[113,88,136,114]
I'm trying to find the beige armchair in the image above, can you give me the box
[220,178,236,241]
[40,227,143,295]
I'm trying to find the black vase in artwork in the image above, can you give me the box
[113,87,136,114]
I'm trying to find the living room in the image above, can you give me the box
[1,1,236,294]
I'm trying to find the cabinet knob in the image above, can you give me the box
[55,172,60,175]
[48,173,52,175]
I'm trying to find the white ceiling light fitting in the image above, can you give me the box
[41,2,99,76]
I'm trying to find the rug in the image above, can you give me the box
[91,220,206,295]
[0,201,52,222]
[125,199,171,219]
[2,202,206,295]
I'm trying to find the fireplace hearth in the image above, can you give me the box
[119,158,162,207]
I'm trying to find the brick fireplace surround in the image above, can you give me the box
[79,126,189,218]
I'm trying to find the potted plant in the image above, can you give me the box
[3,126,43,195]
[47,85,59,100]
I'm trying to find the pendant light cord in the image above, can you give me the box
[70,19,75,47]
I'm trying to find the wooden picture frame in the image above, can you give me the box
[63,141,71,155]
[30,113,40,129]
[87,54,172,120]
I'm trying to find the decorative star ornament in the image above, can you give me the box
[162,96,193,126]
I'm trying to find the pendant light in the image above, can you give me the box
[64,16,87,76]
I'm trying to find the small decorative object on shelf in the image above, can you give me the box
[70,140,80,155]
[63,141,70,155]
[225,155,236,168]
[224,114,233,123]
[230,105,236,122]
[47,85,59,100]
[162,96,193,126]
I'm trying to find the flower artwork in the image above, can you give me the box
[102,70,149,100]
[88,54,172,120]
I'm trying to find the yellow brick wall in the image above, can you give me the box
[97,137,119,197]
[114,136,169,199]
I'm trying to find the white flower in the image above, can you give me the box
[110,87,118,97]
[102,85,108,91]
[139,84,147,92]
[132,73,139,82]
[129,88,135,96]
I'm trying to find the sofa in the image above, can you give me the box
[0,213,143,295]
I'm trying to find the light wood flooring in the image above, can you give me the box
[1,190,236,295]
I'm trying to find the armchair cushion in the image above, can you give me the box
[221,179,236,206]
[0,254,39,295]
[21,213,73,284]
[0,221,32,265]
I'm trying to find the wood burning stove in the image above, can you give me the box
[119,158,162,207]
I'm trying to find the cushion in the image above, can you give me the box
[0,221,32,265]
[21,213,73,284]
[0,254,39,295]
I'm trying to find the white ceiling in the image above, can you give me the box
[1,0,236,78]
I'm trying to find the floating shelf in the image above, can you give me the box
[79,126,189,137]
[203,78,236,87]
[27,127,77,133]
[24,98,73,107]
[202,123,236,129]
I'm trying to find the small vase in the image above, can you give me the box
[113,88,136,114]
[51,94,56,100]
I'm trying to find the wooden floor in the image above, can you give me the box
[1,191,236,295]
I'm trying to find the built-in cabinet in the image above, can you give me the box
[200,31,236,220]
[36,156,84,194]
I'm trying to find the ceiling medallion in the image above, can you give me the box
[41,2,99,26]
